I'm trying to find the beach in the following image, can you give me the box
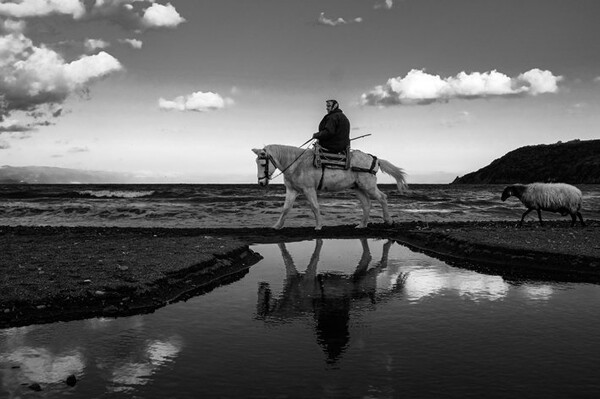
[2,219,600,329]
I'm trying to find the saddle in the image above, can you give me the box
[313,144,351,170]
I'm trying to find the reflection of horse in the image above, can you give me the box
[256,239,407,364]
[252,145,407,229]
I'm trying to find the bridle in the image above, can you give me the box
[256,138,315,185]
[256,151,277,185]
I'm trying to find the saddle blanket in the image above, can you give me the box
[314,149,378,174]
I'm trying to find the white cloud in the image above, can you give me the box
[374,0,393,10]
[84,38,110,52]
[0,1,186,32]
[0,32,123,118]
[0,0,85,19]
[0,118,31,132]
[317,12,362,27]
[1,18,26,33]
[158,91,233,112]
[360,68,563,106]
[118,38,143,49]
[517,68,561,95]
[142,2,185,28]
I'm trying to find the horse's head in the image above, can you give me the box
[252,148,276,186]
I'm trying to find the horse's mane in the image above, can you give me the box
[265,144,312,170]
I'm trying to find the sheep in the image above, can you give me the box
[501,182,585,227]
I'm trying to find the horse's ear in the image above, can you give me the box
[251,148,262,155]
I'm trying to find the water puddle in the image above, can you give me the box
[2,239,600,398]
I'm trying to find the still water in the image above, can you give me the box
[2,239,600,398]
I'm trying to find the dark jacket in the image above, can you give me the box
[313,109,350,153]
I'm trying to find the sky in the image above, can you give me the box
[0,0,599,184]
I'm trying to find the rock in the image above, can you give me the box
[29,383,42,391]
[66,374,77,387]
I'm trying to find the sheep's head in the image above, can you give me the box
[501,186,513,201]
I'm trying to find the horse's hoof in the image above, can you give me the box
[314,226,322,231]
[272,225,283,230]
[355,225,367,229]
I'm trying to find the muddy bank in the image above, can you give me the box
[1,220,599,328]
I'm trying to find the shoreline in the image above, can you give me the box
[2,220,599,328]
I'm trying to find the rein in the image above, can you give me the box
[266,138,315,181]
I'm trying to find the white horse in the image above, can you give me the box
[252,144,407,230]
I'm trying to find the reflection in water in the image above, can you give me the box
[1,239,597,399]
[107,337,182,393]
[256,239,407,364]
[0,316,181,397]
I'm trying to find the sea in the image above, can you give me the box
[1,183,599,228]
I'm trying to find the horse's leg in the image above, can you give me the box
[372,187,392,225]
[273,189,298,229]
[302,187,323,230]
[354,189,372,228]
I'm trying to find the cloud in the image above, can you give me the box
[118,37,143,49]
[0,120,34,149]
[0,31,123,119]
[158,91,233,112]
[0,1,186,31]
[67,146,89,153]
[86,0,185,30]
[317,12,362,27]
[0,118,34,132]
[1,18,26,33]
[141,2,185,28]
[374,0,393,10]
[84,38,110,52]
[360,68,563,106]
[0,0,85,19]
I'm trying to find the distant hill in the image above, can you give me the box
[0,166,138,184]
[452,139,600,184]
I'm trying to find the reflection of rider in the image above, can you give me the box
[312,99,350,154]
[256,238,404,365]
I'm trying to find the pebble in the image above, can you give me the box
[66,374,77,387]
[29,383,42,392]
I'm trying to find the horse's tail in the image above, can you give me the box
[378,159,408,193]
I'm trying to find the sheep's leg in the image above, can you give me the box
[577,212,586,227]
[518,208,532,227]
[570,214,577,227]
[537,209,544,227]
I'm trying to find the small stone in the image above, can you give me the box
[117,265,129,271]
[83,279,92,284]
[94,290,106,297]
[66,374,77,387]
[36,305,46,310]
[29,383,42,392]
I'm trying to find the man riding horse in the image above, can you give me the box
[312,99,350,154]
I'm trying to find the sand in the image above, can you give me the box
[2,219,600,328]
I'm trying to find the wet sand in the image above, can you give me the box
[2,220,599,328]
